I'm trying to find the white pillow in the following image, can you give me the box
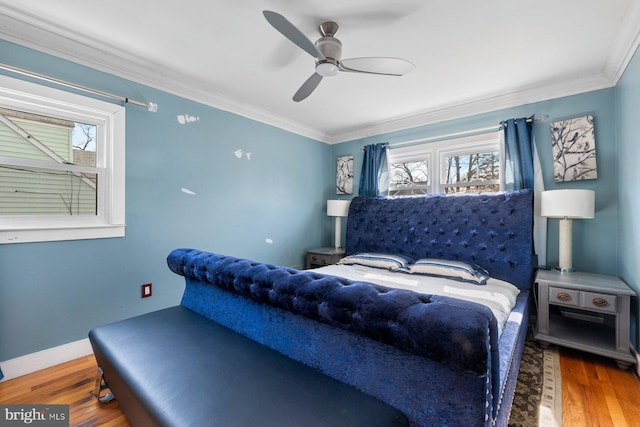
[339,253,413,271]
[408,259,490,285]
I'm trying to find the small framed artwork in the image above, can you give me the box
[336,155,354,194]
[550,115,597,182]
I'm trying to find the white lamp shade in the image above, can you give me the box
[541,189,595,219]
[327,200,350,217]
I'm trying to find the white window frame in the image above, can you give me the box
[388,145,432,195]
[388,130,501,195]
[0,75,125,244]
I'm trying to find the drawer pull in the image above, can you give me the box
[592,297,609,308]
[556,292,572,302]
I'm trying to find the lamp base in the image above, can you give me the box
[558,218,574,272]
[333,216,342,250]
[557,266,575,273]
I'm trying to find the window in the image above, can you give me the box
[0,75,125,244]
[389,148,432,196]
[388,131,500,196]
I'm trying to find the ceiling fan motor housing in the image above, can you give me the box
[315,36,342,76]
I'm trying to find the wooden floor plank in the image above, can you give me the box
[596,359,630,427]
[609,365,640,426]
[563,381,589,426]
[0,355,132,427]
[561,348,640,427]
[1,348,639,427]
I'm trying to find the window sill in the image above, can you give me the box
[0,224,125,244]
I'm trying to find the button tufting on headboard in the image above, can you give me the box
[345,190,534,290]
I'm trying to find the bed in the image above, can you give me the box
[90,189,534,427]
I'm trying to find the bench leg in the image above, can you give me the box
[94,367,115,404]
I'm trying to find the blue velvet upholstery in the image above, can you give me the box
[345,189,534,290]
[168,248,496,376]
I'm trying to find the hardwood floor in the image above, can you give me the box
[0,349,638,426]
[0,355,132,427]
[560,348,640,427]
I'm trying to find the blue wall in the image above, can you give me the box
[333,89,618,275]
[616,45,640,345]
[0,40,333,361]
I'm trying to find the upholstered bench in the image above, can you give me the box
[89,306,409,427]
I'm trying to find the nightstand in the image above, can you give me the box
[534,269,636,369]
[305,247,345,269]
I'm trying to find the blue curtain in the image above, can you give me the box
[501,115,545,266]
[358,143,388,197]
[500,117,535,190]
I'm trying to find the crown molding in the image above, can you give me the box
[327,73,615,144]
[604,0,640,84]
[0,3,635,146]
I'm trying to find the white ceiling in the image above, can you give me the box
[1,0,639,143]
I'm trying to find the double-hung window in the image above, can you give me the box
[388,130,501,196]
[0,75,125,244]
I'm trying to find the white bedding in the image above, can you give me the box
[313,264,520,336]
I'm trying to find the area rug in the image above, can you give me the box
[508,334,563,427]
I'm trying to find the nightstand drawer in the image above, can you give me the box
[549,287,579,306]
[307,253,334,266]
[582,291,617,313]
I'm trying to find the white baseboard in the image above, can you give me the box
[0,338,93,382]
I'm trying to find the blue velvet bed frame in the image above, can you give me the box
[167,189,534,427]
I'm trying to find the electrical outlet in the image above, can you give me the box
[141,283,152,298]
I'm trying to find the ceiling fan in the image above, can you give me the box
[263,10,416,102]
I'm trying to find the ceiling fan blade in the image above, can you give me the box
[340,57,415,76]
[293,73,323,102]
[263,10,325,60]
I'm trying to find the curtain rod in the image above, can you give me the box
[388,115,548,149]
[0,62,158,112]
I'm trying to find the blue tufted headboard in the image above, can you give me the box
[345,189,534,290]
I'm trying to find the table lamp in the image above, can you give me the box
[541,189,595,272]
[327,200,350,249]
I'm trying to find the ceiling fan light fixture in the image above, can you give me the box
[316,61,339,77]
